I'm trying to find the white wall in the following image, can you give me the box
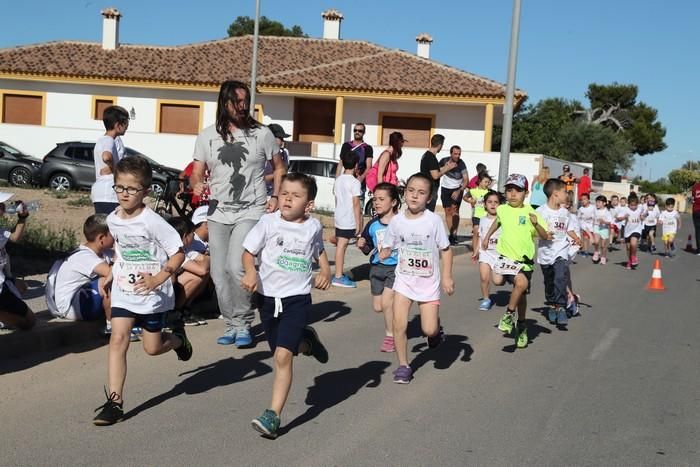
[258,95,294,135]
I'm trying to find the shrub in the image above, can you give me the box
[0,217,78,253]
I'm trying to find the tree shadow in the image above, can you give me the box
[0,332,105,375]
[277,361,391,437]
[308,300,352,324]
[122,352,272,421]
[410,333,473,373]
[501,318,552,353]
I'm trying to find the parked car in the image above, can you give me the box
[287,156,337,212]
[39,141,180,197]
[0,141,43,187]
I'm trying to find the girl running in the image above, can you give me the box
[616,193,646,270]
[357,183,401,352]
[471,190,503,311]
[592,195,613,264]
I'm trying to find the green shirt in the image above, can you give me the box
[495,204,547,271]
[469,187,489,218]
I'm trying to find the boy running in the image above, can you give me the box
[657,198,681,257]
[577,193,595,256]
[616,193,646,270]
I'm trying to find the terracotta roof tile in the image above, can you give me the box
[0,36,525,99]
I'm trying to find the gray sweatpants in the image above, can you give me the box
[208,209,263,331]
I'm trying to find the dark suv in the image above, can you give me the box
[0,141,43,186]
[39,141,180,197]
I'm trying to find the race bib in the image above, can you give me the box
[116,260,161,294]
[493,255,523,276]
[399,247,434,277]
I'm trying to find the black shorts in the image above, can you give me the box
[625,232,641,244]
[335,228,356,239]
[111,307,166,332]
[642,225,656,237]
[440,187,463,209]
[369,263,396,295]
[93,202,119,215]
[472,216,481,226]
[258,294,311,355]
[504,270,533,295]
[0,282,30,317]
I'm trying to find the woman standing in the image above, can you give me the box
[530,166,549,209]
[190,81,286,347]
[369,131,405,189]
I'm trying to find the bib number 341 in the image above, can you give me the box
[117,261,160,294]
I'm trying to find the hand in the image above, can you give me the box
[471,250,479,262]
[529,213,539,225]
[481,239,490,251]
[241,271,258,293]
[192,182,206,197]
[445,160,457,171]
[355,227,361,237]
[546,231,554,241]
[314,271,331,290]
[378,248,391,261]
[266,196,279,213]
[357,237,367,249]
[329,235,337,246]
[133,272,160,294]
[442,276,455,296]
[451,190,461,201]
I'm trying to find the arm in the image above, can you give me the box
[529,213,550,240]
[182,254,210,276]
[135,250,185,294]
[9,213,28,242]
[190,160,208,196]
[481,219,500,251]
[376,151,389,183]
[358,156,373,183]
[314,250,331,290]
[93,262,113,298]
[440,247,454,295]
[266,153,285,213]
[99,150,114,176]
[566,230,582,246]
[240,250,258,293]
[353,196,363,236]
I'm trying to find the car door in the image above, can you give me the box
[0,147,10,180]
[68,145,97,188]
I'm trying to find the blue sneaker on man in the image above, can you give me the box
[557,307,568,327]
[331,275,357,288]
[478,298,493,311]
[235,328,253,347]
[216,327,236,345]
[548,307,558,324]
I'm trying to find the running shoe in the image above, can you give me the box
[557,307,568,327]
[592,252,600,263]
[600,257,607,265]
[449,234,459,246]
[498,311,515,334]
[625,261,632,270]
[427,326,445,349]
[251,409,280,439]
[331,275,357,288]
[93,389,124,426]
[650,245,657,253]
[479,298,493,311]
[183,315,200,326]
[515,324,528,349]
[392,365,413,384]
[548,307,557,324]
[173,329,193,361]
[235,328,253,348]
[217,327,236,345]
[302,326,329,363]
[380,336,395,353]
[102,321,112,336]
[129,329,141,342]
[631,255,639,267]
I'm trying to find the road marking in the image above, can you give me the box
[589,328,620,360]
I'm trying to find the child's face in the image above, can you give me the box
[114,172,148,210]
[665,204,674,212]
[611,198,619,207]
[372,189,396,217]
[479,177,491,189]
[404,178,432,212]
[279,180,313,221]
[596,199,605,209]
[551,187,568,205]
[99,232,115,249]
[647,197,656,207]
[484,195,500,215]
[505,186,526,207]
[581,196,590,206]
[629,201,638,210]
[620,198,627,207]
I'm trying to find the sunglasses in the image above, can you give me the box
[353,128,365,133]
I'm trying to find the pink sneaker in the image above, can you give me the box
[380,336,395,352]
[625,261,632,270]
[631,255,639,267]
[600,257,607,265]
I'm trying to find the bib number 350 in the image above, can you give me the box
[399,248,434,277]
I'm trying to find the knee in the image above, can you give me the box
[143,342,161,356]
[422,322,438,337]
[109,331,130,349]
[273,348,293,368]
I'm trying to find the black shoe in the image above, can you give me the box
[183,315,200,326]
[302,326,329,363]
[427,326,445,349]
[93,389,124,426]
[173,329,193,361]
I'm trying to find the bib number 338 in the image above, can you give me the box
[399,248,433,277]
[117,261,161,294]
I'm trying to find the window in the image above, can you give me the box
[290,160,327,177]
[158,102,201,135]
[2,93,43,125]
[93,98,115,120]
[67,146,94,162]
[379,113,433,148]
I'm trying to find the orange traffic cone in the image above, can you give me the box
[646,259,665,291]
[685,235,694,252]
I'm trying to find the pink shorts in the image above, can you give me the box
[419,300,440,306]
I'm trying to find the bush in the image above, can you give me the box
[67,195,92,207]
[0,217,78,253]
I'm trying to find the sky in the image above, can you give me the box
[1,0,698,180]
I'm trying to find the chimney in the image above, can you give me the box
[321,9,343,40]
[416,33,433,59]
[101,7,122,50]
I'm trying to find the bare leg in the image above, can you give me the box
[392,292,413,367]
[334,237,349,279]
[107,317,135,402]
[418,302,439,337]
[381,288,394,336]
[270,347,294,416]
[479,262,491,298]
[141,329,181,356]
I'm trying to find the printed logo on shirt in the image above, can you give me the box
[519,216,526,225]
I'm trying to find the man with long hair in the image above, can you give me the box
[190,80,286,347]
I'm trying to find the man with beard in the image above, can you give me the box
[190,81,286,348]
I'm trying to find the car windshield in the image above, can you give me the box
[0,142,23,155]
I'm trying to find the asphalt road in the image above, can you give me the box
[2,220,699,466]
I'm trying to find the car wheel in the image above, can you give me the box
[49,173,73,191]
[9,167,32,187]
[364,199,375,217]
[150,181,165,199]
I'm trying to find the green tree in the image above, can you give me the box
[668,169,700,192]
[681,160,700,171]
[227,16,307,37]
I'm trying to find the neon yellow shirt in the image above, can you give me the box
[469,188,489,218]
[495,204,547,271]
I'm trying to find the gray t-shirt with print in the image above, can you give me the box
[193,124,278,223]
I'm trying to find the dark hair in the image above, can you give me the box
[282,172,318,200]
[665,197,675,206]
[102,105,129,131]
[215,80,260,142]
[430,134,445,147]
[483,189,503,205]
[543,177,566,198]
[628,194,639,204]
[114,154,152,188]
[476,163,487,173]
[406,172,433,190]
[620,196,627,201]
[478,172,492,183]
[167,217,195,239]
[353,122,366,130]
[449,145,461,154]
[341,151,359,169]
[83,214,110,241]
[595,195,607,203]
[583,168,590,174]
[373,182,401,213]
[388,132,404,159]
[580,192,590,200]
[611,195,619,200]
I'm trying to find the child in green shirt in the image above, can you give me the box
[465,172,493,252]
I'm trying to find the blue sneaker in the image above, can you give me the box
[331,275,357,288]
[557,307,568,327]
[479,298,493,311]
[216,327,236,345]
[235,328,253,347]
[547,308,557,324]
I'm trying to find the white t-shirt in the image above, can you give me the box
[108,207,183,314]
[334,173,361,230]
[577,205,596,232]
[91,135,125,203]
[383,210,450,302]
[242,211,324,298]
[618,206,645,237]
[658,210,681,235]
[53,246,107,318]
[0,229,12,291]
[567,212,581,259]
[536,205,571,265]
[643,205,660,226]
[478,215,500,266]
[594,208,613,232]
[611,205,625,227]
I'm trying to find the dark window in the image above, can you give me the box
[67,146,94,162]
[381,115,432,148]
[94,99,115,120]
[290,160,326,177]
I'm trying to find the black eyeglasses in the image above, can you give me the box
[113,185,146,195]
[354,128,365,133]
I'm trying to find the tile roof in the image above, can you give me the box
[0,36,525,100]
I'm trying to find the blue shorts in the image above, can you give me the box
[74,279,105,321]
[258,294,311,355]
[111,307,166,333]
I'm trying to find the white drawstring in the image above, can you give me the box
[273,297,283,318]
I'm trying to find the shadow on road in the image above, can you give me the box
[278,360,391,437]
[309,300,352,324]
[501,318,552,353]
[410,334,473,373]
[122,352,272,421]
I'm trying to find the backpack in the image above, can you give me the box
[365,150,397,192]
